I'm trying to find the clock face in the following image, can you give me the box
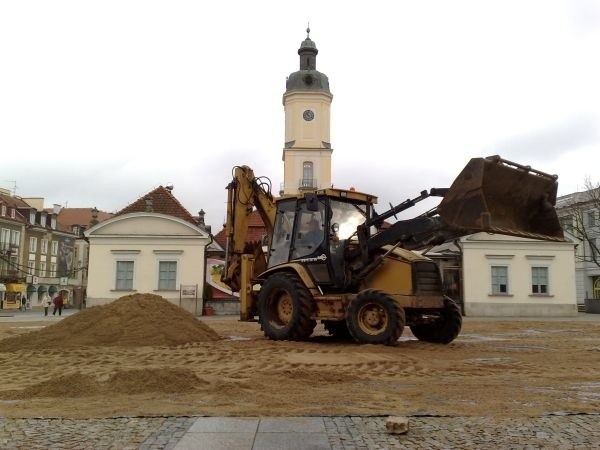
[303,109,315,121]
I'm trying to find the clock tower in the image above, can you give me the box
[281,28,333,196]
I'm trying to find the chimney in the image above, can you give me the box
[90,207,99,227]
[53,204,62,214]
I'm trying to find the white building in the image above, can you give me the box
[429,232,577,316]
[556,189,600,310]
[85,186,211,314]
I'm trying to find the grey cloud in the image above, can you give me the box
[490,115,598,162]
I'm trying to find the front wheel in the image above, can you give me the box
[346,289,405,345]
[258,273,316,341]
[409,298,462,344]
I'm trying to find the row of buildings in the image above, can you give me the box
[0,187,107,310]
[2,180,598,316]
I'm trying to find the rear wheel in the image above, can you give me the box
[409,298,462,344]
[258,273,316,341]
[346,289,405,345]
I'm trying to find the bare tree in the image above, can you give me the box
[560,177,600,267]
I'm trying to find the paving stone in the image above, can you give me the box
[174,431,255,450]
[258,417,326,433]
[187,417,259,433]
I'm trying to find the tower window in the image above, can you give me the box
[301,162,314,188]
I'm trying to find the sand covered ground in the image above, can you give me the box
[0,294,598,419]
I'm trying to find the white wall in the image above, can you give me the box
[86,213,210,314]
[461,233,577,316]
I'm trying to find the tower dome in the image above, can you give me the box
[285,27,330,94]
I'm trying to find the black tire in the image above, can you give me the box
[346,289,405,345]
[323,320,352,340]
[258,273,316,341]
[409,298,462,344]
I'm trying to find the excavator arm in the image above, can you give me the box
[221,166,277,294]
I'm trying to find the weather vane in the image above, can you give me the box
[306,23,310,38]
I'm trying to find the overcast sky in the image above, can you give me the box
[1,0,599,232]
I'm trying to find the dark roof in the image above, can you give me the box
[213,210,267,249]
[114,186,198,225]
[0,193,28,225]
[285,70,330,93]
[10,197,34,209]
[213,228,227,249]
[57,208,113,231]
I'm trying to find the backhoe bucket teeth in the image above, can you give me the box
[437,156,564,241]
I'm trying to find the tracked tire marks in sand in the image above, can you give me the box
[1,319,600,418]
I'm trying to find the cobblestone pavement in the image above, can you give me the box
[325,415,600,449]
[1,414,599,449]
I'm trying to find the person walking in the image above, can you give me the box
[52,293,64,316]
[42,293,52,316]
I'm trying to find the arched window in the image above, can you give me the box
[302,162,313,188]
[594,277,600,300]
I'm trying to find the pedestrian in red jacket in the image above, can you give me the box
[52,294,64,316]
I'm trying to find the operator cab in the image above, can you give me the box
[267,189,377,291]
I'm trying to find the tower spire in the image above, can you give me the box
[298,26,317,71]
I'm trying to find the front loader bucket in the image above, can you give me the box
[437,155,564,241]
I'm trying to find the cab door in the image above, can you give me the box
[267,200,296,268]
[291,200,333,285]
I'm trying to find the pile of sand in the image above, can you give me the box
[0,293,220,351]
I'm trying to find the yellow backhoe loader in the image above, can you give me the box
[221,156,564,345]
